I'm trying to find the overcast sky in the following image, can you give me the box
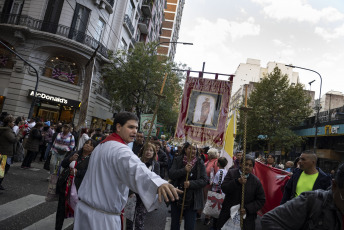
[174,0,344,98]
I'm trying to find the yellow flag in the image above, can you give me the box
[220,111,236,168]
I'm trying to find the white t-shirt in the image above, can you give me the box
[212,169,227,192]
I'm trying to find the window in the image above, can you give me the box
[44,56,80,85]
[126,0,135,19]
[69,4,91,42]
[120,38,128,51]
[94,18,105,42]
[0,41,15,69]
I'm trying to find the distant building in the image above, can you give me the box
[158,0,185,60]
[230,58,301,115]
[0,0,120,129]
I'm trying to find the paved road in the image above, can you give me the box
[0,161,262,230]
[0,161,210,229]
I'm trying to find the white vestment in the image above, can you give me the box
[74,140,166,230]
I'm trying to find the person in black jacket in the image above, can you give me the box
[280,150,332,204]
[153,141,168,179]
[261,163,344,230]
[126,142,160,230]
[55,139,97,230]
[217,155,265,230]
[169,142,207,230]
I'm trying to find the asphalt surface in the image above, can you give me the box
[0,161,262,230]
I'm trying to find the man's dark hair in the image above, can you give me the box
[335,163,344,188]
[137,131,143,134]
[267,153,276,159]
[301,150,317,161]
[218,157,228,168]
[112,112,139,132]
[241,155,256,167]
[15,116,22,125]
[3,115,14,127]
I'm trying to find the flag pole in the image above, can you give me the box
[240,85,251,229]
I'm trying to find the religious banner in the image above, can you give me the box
[140,114,157,136]
[174,76,232,147]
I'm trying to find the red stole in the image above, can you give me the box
[100,133,126,145]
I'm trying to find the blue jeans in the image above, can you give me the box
[171,203,196,230]
[44,142,53,160]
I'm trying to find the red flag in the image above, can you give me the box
[253,161,291,215]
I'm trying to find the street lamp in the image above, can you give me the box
[308,80,315,91]
[286,64,322,154]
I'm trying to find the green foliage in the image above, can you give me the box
[237,67,312,152]
[101,42,187,134]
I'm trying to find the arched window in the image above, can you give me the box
[0,41,15,69]
[44,56,80,85]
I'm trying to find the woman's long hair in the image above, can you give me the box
[139,142,157,162]
[77,139,97,156]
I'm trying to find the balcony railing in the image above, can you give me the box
[124,14,135,36]
[0,13,109,58]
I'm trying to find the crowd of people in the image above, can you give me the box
[0,111,343,230]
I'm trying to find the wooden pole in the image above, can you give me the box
[180,145,192,225]
[144,72,168,144]
[240,84,250,230]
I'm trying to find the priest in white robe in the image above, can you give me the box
[74,112,181,230]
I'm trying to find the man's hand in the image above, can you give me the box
[184,181,190,189]
[238,176,247,185]
[157,183,183,203]
[240,208,246,216]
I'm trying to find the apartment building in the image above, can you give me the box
[0,0,123,129]
[158,0,185,60]
[119,0,166,51]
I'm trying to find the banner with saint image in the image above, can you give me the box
[174,76,232,147]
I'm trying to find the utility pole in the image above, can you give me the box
[76,45,100,130]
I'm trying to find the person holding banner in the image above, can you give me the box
[261,163,344,230]
[169,142,207,230]
[217,155,265,230]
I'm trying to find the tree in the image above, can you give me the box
[237,67,312,153]
[101,42,186,134]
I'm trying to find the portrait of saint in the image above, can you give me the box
[193,96,215,126]
[186,90,222,129]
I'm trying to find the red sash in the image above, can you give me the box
[100,133,126,145]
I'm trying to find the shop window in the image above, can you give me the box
[44,56,80,85]
[0,41,15,69]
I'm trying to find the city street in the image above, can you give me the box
[0,161,219,230]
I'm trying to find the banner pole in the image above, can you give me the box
[240,85,251,230]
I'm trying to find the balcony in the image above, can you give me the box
[138,17,150,34]
[123,14,135,36]
[141,0,152,18]
[0,13,109,58]
[106,0,114,7]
